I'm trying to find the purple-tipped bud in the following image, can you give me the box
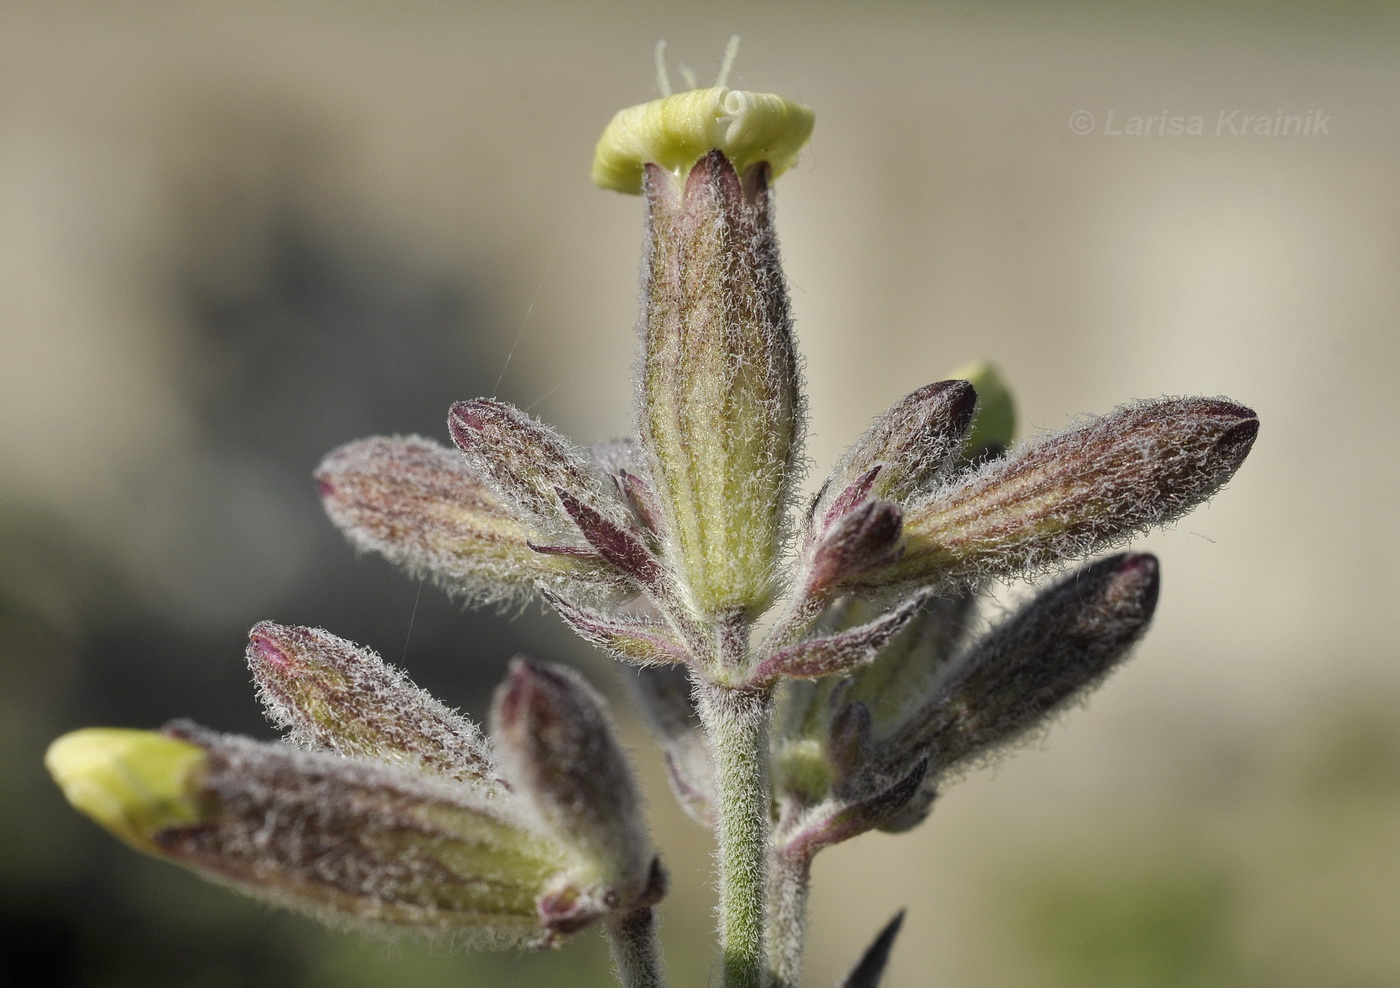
[447,399,627,544]
[903,553,1162,772]
[639,150,803,620]
[805,500,905,599]
[809,380,977,533]
[247,622,502,790]
[491,660,656,909]
[316,435,615,604]
[146,722,590,945]
[874,398,1257,592]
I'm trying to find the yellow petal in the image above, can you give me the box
[592,87,814,194]
[46,728,208,853]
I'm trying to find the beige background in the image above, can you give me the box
[3,2,1397,985]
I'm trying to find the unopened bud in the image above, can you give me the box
[52,723,588,943]
[247,622,502,790]
[809,380,976,534]
[876,398,1257,592]
[910,553,1161,772]
[625,663,716,828]
[491,660,655,907]
[447,400,624,543]
[316,435,614,604]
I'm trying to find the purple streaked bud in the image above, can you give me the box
[491,660,656,907]
[316,435,617,604]
[809,380,977,532]
[625,664,716,828]
[247,622,502,790]
[447,399,625,543]
[872,398,1258,592]
[805,500,905,599]
[896,553,1162,773]
[639,150,803,620]
[150,722,591,945]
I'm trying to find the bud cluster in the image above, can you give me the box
[49,625,660,948]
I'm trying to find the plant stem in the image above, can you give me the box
[605,905,666,988]
[696,678,772,988]
[767,848,813,988]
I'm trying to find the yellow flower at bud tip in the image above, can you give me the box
[951,360,1016,454]
[592,86,814,194]
[46,728,208,853]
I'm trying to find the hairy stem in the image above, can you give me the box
[696,678,772,988]
[605,906,666,988]
[767,848,813,988]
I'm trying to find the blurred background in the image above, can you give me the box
[3,1,1398,985]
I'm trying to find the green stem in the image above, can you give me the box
[766,848,813,988]
[605,906,666,988]
[696,678,772,988]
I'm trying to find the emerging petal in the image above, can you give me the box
[593,87,814,194]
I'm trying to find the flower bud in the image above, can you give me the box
[625,663,716,827]
[491,660,656,908]
[808,380,976,535]
[637,150,804,621]
[247,622,502,790]
[316,435,616,604]
[890,553,1161,774]
[50,723,590,944]
[874,398,1258,592]
[447,399,627,543]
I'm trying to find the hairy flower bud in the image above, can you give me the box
[316,435,615,604]
[637,150,805,625]
[888,553,1161,774]
[872,398,1258,592]
[247,622,502,790]
[50,723,591,944]
[491,660,657,909]
[625,663,716,827]
[809,380,977,535]
[447,400,624,541]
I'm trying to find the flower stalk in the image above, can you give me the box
[696,680,773,988]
